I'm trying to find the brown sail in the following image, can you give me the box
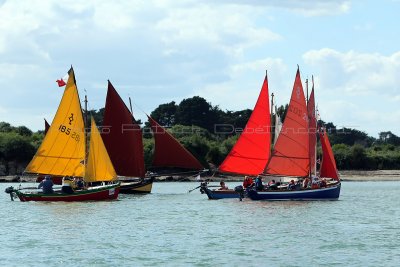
[148,116,203,170]
[101,81,145,177]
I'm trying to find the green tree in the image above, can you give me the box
[150,101,178,127]
[0,132,35,162]
[16,126,33,137]
[0,122,13,133]
[350,144,367,169]
[176,96,219,132]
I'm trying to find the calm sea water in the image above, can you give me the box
[0,181,399,267]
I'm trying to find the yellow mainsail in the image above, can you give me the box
[25,69,86,177]
[85,117,117,182]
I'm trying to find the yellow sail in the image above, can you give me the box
[25,68,86,177]
[85,117,117,182]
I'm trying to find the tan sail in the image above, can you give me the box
[25,69,86,177]
[85,117,117,182]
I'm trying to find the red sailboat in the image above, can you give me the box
[201,71,271,199]
[201,67,341,200]
[102,81,204,194]
[102,81,153,194]
[247,68,341,200]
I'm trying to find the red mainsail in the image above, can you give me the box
[218,73,271,176]
[101,81,145,177]
[319,129,339,180]
[148,116,203,170]
[265,69,310,177]
[308,87,317,176]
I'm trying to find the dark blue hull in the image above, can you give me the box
[202,186,242,200]
[247,183,341,201]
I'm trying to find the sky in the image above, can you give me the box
[0,0,399,137]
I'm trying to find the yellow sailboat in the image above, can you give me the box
[5,67,120,202]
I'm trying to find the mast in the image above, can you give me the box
[312,75,317,176]
[305,78,309,106]
[268,69,274,152]
[306,78,310,178]
[84,94,88,166]
[129,96,134,116]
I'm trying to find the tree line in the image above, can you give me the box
[1,96,399,175]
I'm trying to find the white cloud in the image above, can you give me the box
[303,48,400,96]
[303,48,400,136]
[203,0,350,17]
[155,4,281,57]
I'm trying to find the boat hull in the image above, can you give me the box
[247,183,341,201]
[203,188,240,199]
[14,183,120,202]
[120,177,154,194]
[201,184,245,200]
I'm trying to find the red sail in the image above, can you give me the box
[44,119,50,135]
[308,87,317,176]
[265,69,310,177]
[101,81,145,177]
[148,116,203,170]
[218,73,271,176]
[319,129,339,180]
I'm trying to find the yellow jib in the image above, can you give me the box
[25,69,86,177]
[85,117,117,182]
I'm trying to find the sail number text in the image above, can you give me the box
[59,124,81,142]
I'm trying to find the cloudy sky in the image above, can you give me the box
[1,0,399,137]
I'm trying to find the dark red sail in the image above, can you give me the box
[319,128,339,180]
[218,73,271,176]
[44,118,50,135]
[308,87,317,176]
[148,116,203,170]
[265,68,310,177]
[101,81,145,177]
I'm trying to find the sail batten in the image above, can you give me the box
[25,68,86,177]
[101,81,146,178]
[218,74,271,176]
[264,69,310,177]
[149,116,203,170]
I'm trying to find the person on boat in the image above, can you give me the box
[311,177,320,189]
[243,176,254,188]
[267,179,278,190]
[61,176,74,194]
[288,180,296,190]
[303,177,310,189]
[73,177,85,190]
[319,179,327,188]
[38,175,54,194]
[218,181,228,190]
[255,176,264,191]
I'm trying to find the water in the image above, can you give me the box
[0,181,399,266]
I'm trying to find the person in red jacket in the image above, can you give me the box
[242,176,254,188]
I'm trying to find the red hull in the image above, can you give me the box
[15,184,120,202]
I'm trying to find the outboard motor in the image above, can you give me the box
[234,185,245,201]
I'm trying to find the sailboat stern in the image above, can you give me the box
[120,177,154,194]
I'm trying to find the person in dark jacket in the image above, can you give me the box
[38,175,54,194]
[255,176,264,191]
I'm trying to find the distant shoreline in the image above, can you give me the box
[1,170,400,183]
